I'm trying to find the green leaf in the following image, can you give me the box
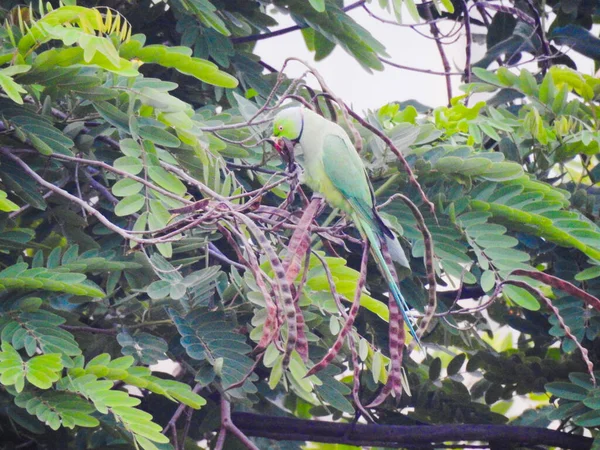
[11,116,74,155]
[550,25,600,64]
[93,101,130,132]
[546,382,589,401]
[147,166,186,195]
[146,280,171,299]
[114,156,143,175]
[475,234,519,248]
[120,139,142,157]
[0,73,27,104]
[575,266,600,281]
[403,0,421,22]
[429,357,442,380]
[0,160,47,210]
[574,409,600,427]
[114,194,145,217]
[169,308,254,390]
[117,332,168,365]
[503,285,540,311]
[139,127,181,148]
[0,190,19,212]
[112,179,143,197]
[447,353,466,376]
[472,68,501,86]
[314,32,336,61]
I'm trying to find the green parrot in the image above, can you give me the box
[272,106,420,345]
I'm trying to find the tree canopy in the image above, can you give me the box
[0,1,600,449]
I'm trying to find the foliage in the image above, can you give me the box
[0,0,599,449]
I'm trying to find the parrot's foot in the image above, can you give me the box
[289,164,305,183]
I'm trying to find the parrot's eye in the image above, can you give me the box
[278,125,283,131]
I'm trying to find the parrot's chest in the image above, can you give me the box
[296,138,324,191]
[297,139,352,212]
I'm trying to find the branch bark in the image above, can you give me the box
[231,413,592,449]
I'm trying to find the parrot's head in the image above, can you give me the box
[272,107,303,144]
[271,107,303,170]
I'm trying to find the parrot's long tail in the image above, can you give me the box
[359,219,421,348]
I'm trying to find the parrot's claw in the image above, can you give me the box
[288,164,304,182]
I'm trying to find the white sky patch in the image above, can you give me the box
[257,3,598,111]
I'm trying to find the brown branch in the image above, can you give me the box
[216,397,259,450]
[472,3,535,26]
[424,7,454,105]
[231,413,593,449]
[522,0,552,72]
[60,325,118,335]
[502,279,595,385]
[47,152,192,204]
[461,0,472,84]
[305,241,369,378]
[0,149,179,245]
[509,269,600,311]
[342,107,436,217]
[380,58,463,76]
[388,194,436,350]
[163,383,203,434]
[230,1,367,44]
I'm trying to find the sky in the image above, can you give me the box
[256,2,596,112]
[256,3,483,111]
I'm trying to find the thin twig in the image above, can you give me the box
[343,106,436,217]
[280,58,363,152]
[362,4,446,28]
[510,269,600,311]
[425,6,454,105]
[462,0,472,85]
[230,1,366,44]
[46,151,191,204]
[380,58,463,76]
[74,160,87,223]
[163,384,203,434]
[386,194,437,350]
[305,241,369,377]
[472,3,535,26]
[8,190,54,219]
[522,0,552,73]
[0,149,186,245]
[503,279,595,385]
[60,325,118,335]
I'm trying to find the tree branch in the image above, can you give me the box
[216,398,259,450]
[231,413,592,449]
[424,7,454,105]
[230,1,367,44]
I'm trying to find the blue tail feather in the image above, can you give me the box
[388,279,421,345]
[359,218,422,348]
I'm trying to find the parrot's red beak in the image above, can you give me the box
[273,137,284,155]
[272,137,297,172]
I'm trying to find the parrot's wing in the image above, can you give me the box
[321,134,375,224]
[323,134,419,343]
